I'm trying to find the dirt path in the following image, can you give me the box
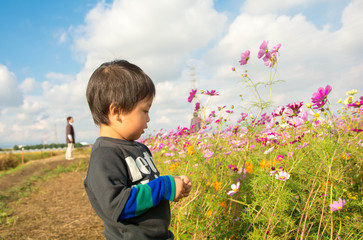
[0,155,105,239]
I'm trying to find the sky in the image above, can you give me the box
[0,0,362,148]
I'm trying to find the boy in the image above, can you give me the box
[84,60,191,240]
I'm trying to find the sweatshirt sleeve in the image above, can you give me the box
[119,175,175,220]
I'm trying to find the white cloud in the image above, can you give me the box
[0,64,23,108]
[241,0,316,14]
[73,0,227,81]
[20,77,37,93]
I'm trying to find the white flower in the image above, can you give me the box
[275,171,290,181]
[346,89,358,96]
[264,146,275,154]
[227,182,240,196]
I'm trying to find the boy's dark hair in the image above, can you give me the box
[86,60,155,126]
[67,116,73,122]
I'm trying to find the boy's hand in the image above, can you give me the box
[179,175,192,197]
[173,176,192,202]
[173,176,185,202]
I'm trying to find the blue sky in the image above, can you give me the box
[0,0,362,148]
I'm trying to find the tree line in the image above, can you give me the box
[12,143,85,151]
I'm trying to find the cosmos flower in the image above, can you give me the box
[188,89,197,103]
[228,164,238,172]
[286,101,303,115]
[346,89,358,95]
[329,198,345,212]
[275,171,290,181]
[311,85,332,109]
[263,52,277,67]
[204,149,214,160]
[270,43,281,54]
[194,102,200,111]
[258,40,269,59]
[239,50,250,65]
[272,106,285,117]
[276,155,285,162]
[237,113,248,123]
[227,181,240,196]
[204,90,219,96]
[264,146,275,154]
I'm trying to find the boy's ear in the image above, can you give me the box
[109,103,121,122]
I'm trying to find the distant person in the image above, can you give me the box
[65,116,75,160]
[190,112,201,133]
[84,59,192,240]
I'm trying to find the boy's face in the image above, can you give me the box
[117,97,153,141]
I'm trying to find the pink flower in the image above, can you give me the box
[258,40,269,59]
[286,116,304,127]
[263,52,277,67]
[204,149,214,160]
[311,85,332,109]
[272,106,285,117]
[287,151,294,157]
[239,50,250,65]
[276,155,285,162]
[227,181,240,196]
[237,113,248,123]
[329,198,345,212]
[188,89,197,103]
[270,43,281,54]
[204,90,219,96]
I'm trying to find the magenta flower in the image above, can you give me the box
[228,164,238,172]
[204,90,219,96]
[286,101,303,115]
[311,85,332,109]
[239,50,250,65]
[194,102,200,111]
[329,198,345,212]
[227,181,240,196]
[347,98,362,108]
[276,155,285,162]
[188,89,197,103]
[258,40,269,59]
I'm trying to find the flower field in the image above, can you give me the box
[141,42,362,239]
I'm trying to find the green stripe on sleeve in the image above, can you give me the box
[167,175,176,202]
[135,184,153,215]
